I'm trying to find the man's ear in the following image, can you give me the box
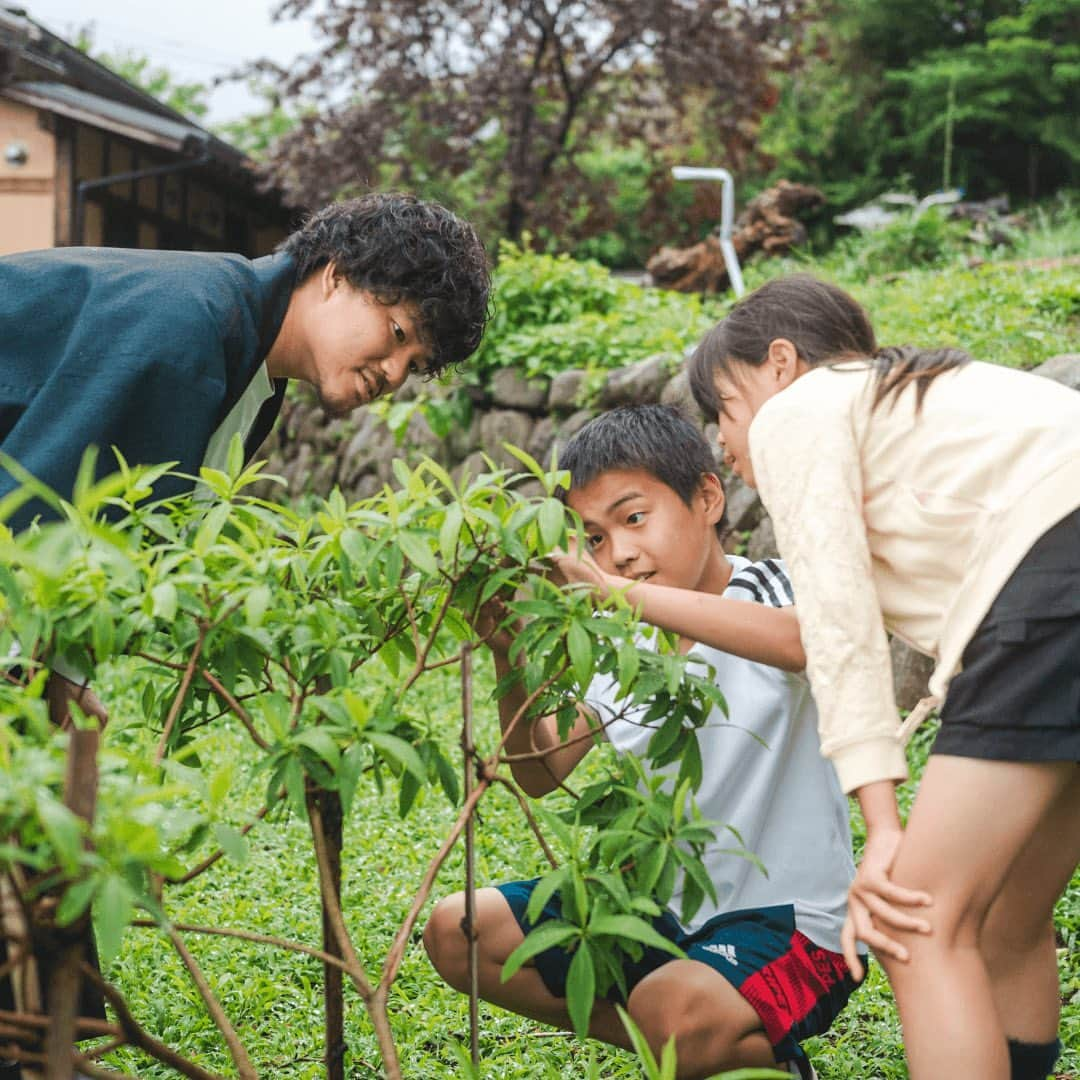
[698,473,726,526]
[319,259,340,300]
[765,337,802,389]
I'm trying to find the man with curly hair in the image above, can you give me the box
[0,191,491,532]
[0,191,490,724]
[0,193,490,1076]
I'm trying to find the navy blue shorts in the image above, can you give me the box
[937,507,1080,762]
[496,879,859,1061]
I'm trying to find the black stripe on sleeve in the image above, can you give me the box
[725,578,765,603]
[761,558,795,604]
[740,564,783,607]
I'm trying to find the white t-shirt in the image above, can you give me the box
[584,555,855,952]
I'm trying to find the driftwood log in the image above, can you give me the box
[647,180,825,293]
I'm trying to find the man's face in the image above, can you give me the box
[566,467,727,593]
[304,270,433,418]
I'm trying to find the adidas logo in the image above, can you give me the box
[701,943,738,965]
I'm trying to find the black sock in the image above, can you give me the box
[1008,1038,1062,1080]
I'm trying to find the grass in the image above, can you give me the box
[95,651,1079,1079]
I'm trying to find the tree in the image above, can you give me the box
[75,26,211,121]
[260,0,810,243]
[756,0,1079,208]
[0,445,729,1078]
[891,0,1080,198]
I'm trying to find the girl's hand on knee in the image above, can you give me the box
[842,827,932,979]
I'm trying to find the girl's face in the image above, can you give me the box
[712,341,805,487]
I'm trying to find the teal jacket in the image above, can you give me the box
[0,247,295,529]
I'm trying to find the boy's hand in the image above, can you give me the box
[473,595,516,654]
[841,826,932,981]
[549,538,613,594]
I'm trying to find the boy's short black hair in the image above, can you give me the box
[279,192,491,376]
[559,404,725,534]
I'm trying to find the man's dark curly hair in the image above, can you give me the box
[279,192,491,375]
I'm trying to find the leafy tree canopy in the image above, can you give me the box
[259,0,811,242]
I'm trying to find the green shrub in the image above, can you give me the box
[466,241,723,395]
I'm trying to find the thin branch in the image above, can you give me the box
[129,919,351,973]
[164,926,258,1080]
[80,964,226,1080]
[492,775,558,869]
[167,799,277,885]
[199,669,270,751]
[306,800,376,1002]
[155,627,207,765]
[460,644,479,1067]
[0,1010,116,1038]
[378,778,491,991]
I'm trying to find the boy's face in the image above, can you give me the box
[566,467,728,594]
[302,264,432,418]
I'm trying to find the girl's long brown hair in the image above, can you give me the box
[688,274,970,416]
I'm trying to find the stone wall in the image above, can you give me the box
[254,351,1080,710]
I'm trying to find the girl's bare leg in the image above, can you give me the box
[981,767,1080,1042]
[879,757,1079,1080]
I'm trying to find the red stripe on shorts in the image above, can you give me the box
[738,930,852,1045]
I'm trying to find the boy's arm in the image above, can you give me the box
[482,608,598,798]
[620,580,805,672]
[552,550,806,672]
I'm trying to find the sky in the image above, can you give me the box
[21,0,320,123]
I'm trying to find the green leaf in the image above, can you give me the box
[36,796,83,873]
[616,1006,661,1078]
[94,875,135,969]
[438,502,464,562]
[365,731,426,783]
[566,942,596,1039]
[212,823,249,865]
[397,529,439,576]
[294,728,341,770]
[567,621,594,688]
[55,876,99,927]
[589,914,683,958]
[501,920,578,982]
[226,432,245,480]
[525,867,568,926]
[538,497,566,550]
[193,502,231,555]
[151,582,178,622]
[244,584,271,628]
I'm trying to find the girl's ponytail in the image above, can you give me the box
[870,345,972,413]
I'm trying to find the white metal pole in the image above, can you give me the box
[671,166,745,297]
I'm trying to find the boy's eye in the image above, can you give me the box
[627,511,645,525]
[392,321,406,344]
[587,533,604,549]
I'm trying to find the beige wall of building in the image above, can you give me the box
[0,98,55,254]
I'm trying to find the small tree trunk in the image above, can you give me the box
[43,728,100,1079]
[316,789,346,1080]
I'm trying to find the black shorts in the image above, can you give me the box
[935,506,1080,762]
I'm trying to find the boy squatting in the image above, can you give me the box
[424,405,863,1080]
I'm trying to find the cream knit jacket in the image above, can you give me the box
[749,360,1080,794]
